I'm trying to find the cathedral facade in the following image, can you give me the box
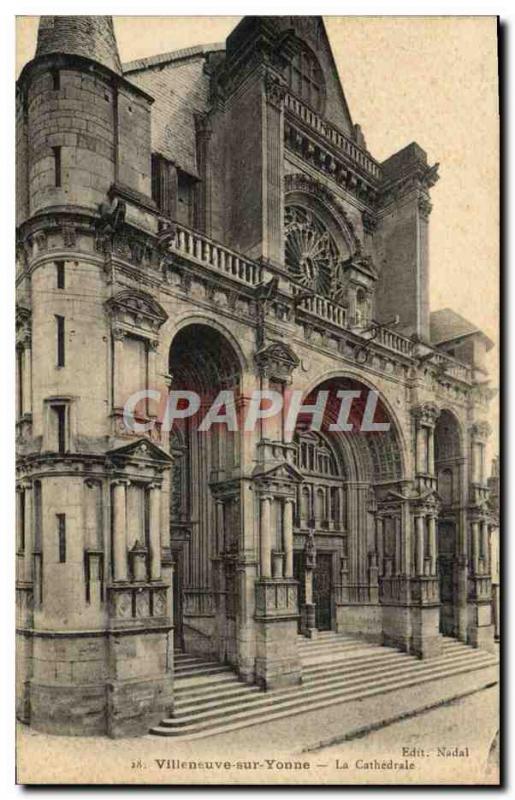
[16,16,496,737]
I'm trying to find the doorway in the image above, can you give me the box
[171,547,184,651]
[293,550,333,632]
[438,521,457,636]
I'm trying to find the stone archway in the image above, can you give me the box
[168,323,243,659]
[290,375,404,640]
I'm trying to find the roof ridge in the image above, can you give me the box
[123,42,225,74]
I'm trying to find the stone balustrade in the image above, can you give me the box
[431,351,474,383]
[293,287,348,327]
[171,224,263,287]
[182,588,215,617]
[255,579,298,620]
[284,92,382,181]
[108,583,169,628]
[375,325,415,356]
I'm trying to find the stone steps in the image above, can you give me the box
[150,634,498,739]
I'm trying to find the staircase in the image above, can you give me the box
[150,633,498,739]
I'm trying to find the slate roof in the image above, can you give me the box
[36,16,123,75]
[123,44,224,177]
[430,308,494,350]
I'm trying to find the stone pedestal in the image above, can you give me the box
[254,579,301,688]
[300,602,317,638]
[410,605,443,658]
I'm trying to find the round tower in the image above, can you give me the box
[16,17,171,737]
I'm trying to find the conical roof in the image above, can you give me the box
[35,16,122,75]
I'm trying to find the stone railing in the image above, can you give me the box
[431,351,473,383]
[410,576,440,605]
[375,326,415,357]
[108,583,169,627]
[182,588,215,617]
[284,92,382,181]
[293,287,348,327]
[255,579,298,620]
[379,575,411,604]
[170,224,263,287]
[468,575,492,602]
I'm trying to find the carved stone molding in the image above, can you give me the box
[418,194,433,220]
[284,173,362,254]
[105,288,168,337]
[254,341,300,383]
[362,210,379,234]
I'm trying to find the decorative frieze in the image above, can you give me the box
[284,122,379,206]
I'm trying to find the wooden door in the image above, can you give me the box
[314,553,332,631]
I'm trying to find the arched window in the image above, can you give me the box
[285,43,325,113]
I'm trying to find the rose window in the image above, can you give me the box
[285,205,340,297]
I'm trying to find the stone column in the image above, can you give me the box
[112,328,125,411]
[260,495,272,579]
[23,482,33,582]
[147,340,159,418]
[428,515,437,575]
[263,73,286,265]
[194,113,213,235]
[112,480,128,581]
[415,515,425,576]
[22,342,32,417]
[412,404,440,475]
[283,498,294,579]
[149,483,161,580]
[471,520,480,574]
[427,428,435,476]
[376,516,384,576]
[394,515,402,574]
[416,426,427,473]
[215,499,225,554]
[481,519,489,573]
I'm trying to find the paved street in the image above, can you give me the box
[305,684,499,784]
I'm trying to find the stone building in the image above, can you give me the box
[16,15,497,737]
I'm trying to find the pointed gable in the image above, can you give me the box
[272,16,354,136]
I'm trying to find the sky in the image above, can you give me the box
[15,16,499,461]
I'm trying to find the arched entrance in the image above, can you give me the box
[168,323,242,657]
[434,410,463,637]
[291,376,404,637]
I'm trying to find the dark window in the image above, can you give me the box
[177,170,197,227]
[57,514,66,562]
[52,146,62,187]
[52,404,67,453]
[56,261,65,289]
[55,315,65,366]
[285,44,325,113]
[52,69,60,90]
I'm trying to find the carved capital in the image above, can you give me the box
[264,73,287,109]
[411,402,440,427]
[470,420,492,441]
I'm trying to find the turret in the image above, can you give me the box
[16,15,153,223]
